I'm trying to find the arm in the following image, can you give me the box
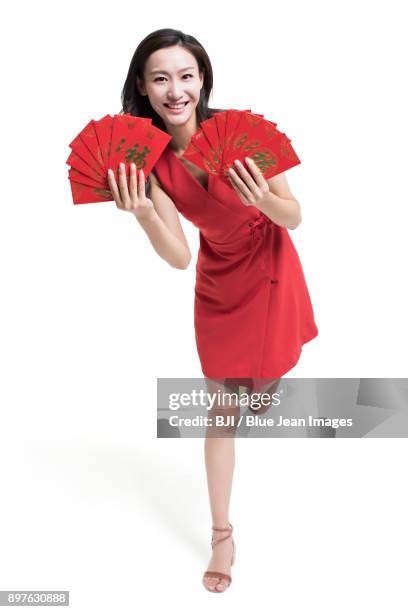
[257,173,302,231]
[108,164,192,270]
[228,159,302,230]
[137,172,192,270]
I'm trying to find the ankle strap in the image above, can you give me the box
[211,522,233,547]
[212,522,233,532]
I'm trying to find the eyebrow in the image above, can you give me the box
[149,66,196,75]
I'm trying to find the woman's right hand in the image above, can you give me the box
[107,162,155,221]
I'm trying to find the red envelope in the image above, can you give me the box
[68,168,107,188]
[222,114,278,173]
[108,115,170,184]
[188,129,220,174]
[68,124,105,174]
[66,150,107,185]
[69,180,112,205]
[200,118,222,169]
[222,110,266,171]
[77,119,105,170]
[93,114,115,169]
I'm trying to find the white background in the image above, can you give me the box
[1,0,407,609]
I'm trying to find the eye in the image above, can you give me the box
[154,74,193,82]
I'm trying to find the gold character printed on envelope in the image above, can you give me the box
[252,149,278,173]
[115,137,126,154]
[232,133,249,150]
[125,144,152,168]
[94,188,112,199]
[243,140,261,152]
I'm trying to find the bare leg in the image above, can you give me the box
[248,378,281,414]
[202,378,239,592]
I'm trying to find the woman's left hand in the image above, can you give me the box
[227,157,270,208]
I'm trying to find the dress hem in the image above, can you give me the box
[201,327,319,382]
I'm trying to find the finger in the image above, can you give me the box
[227,175,251,206]
[233,159,259,193]
[138,169,145,199]
[129,163,137,199]
[118,162,131,208]
[228,168,255,203]
[107,169,123,208]
[244,157,269,190]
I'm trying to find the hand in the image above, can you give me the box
[227,157,270,208]
[107,162,155,220]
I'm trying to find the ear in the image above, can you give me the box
[136,77,146,96]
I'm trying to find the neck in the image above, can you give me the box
[165,111,199,155]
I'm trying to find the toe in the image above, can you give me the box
[203,577,216,591]
[210,578,219,590]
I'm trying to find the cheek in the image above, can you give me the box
[147,87,162,102]
[184,84,199,96]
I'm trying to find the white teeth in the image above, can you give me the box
[166,102,187,109]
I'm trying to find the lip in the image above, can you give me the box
[164,101,189,113]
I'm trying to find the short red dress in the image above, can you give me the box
[153,141,318,392]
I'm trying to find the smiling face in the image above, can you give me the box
[137,44,204,129]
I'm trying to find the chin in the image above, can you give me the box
[169,111,193,123]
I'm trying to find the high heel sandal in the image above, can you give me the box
[202,522,235,593]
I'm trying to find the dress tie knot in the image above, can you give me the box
[249,215,273,247]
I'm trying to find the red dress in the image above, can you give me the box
[153,142,318,392]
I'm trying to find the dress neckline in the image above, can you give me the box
[167,146,211,195]
[165,144,253,223]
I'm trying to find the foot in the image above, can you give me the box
[202,525,234,592]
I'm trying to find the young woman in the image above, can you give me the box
[107,27,319,593]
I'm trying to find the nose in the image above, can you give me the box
[167,82,184,99]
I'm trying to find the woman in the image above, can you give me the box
[108,27,318,593]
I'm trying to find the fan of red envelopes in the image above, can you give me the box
[66,114,172,204]
[182,109,301,186]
